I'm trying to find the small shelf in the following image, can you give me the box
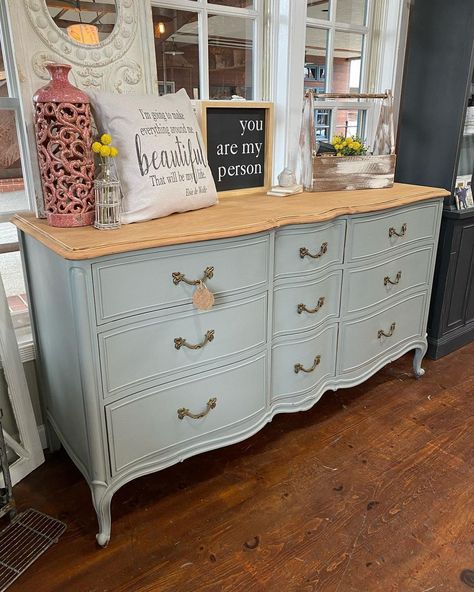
[443,205,474,219]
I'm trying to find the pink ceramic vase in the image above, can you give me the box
[33,63,95,227]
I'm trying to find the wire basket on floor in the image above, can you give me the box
[0,412,66,591]
[0,508,66,592]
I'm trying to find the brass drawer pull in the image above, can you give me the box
[172,266,214,286]
[297,296,325,314]
[384,271,402,286]
[174,329,215,350]
[294,355,321,374]
[378,322,396,339]
[388,223,407,238]
[299,242,328,260]
[177,397,217,420]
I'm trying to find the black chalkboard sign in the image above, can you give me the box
[200,101,273,194]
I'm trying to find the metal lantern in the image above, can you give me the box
[94,160,122,230]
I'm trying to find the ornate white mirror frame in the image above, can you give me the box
[25,0,138,76]
[21,0,150,97]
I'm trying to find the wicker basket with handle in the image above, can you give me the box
[301,91,396,192]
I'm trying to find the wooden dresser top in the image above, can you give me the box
[13,183,449,260]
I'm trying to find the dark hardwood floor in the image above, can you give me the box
[7,343,474,592]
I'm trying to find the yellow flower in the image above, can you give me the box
[100,145,111,157]
[101,133,112,146]
[334,143,341,151]
[349,142,356,150]
[92,141,102,153]
[352,141,361,150]
[109,146,118,158]
[332,136,341,145]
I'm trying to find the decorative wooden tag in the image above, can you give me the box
[192,281,215,310]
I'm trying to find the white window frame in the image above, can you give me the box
[306,0,374,142]
[150,0,264,100]
[0,0,35,224]
[0,1,36,354]
[270,0,409,180]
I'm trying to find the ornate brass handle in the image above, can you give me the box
[297,296,325,315]
[177,397,217,420]
[378,322,396,339]
[299,242,328,260]
[174,329,215,350]
[384,271,402,286]
[388,223,407,238]
[294,355,321,374]
[172,266,214,286]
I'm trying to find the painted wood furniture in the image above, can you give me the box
[396,0,474,358]
[13,183,448,546]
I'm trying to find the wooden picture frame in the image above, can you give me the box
[199,101,273,197]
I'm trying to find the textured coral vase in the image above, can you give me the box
[33,63,95,227]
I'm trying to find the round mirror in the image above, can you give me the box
[45,0,118,46]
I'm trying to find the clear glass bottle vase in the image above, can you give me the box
[93,160,121,230]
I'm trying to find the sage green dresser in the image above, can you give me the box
[14,183,448,546]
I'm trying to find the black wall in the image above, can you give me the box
[396,0,474,204]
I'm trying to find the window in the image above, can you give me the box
[151,0,262,100]
[0,2,34,333]
[315,109,331,142]
[305,0,372,143]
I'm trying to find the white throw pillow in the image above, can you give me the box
[88,89,218,224]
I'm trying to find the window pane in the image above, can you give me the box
[0,253,26,300]
[307,0,329,20]
[208,15,253,99]
[0,110,28,212]
[304,27,328,93]
[314,109,332,142]
[336,0,367,26]
[209,0,254,8]
[332,31,363,93]
[0,224,26,299]
[153,8,199,98]
[0,34,10,97]
[335,109,366,139]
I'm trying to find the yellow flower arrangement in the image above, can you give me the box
[331,134,366,156]
[91,132,119,159]
[92,132,122,230]
[100,133,112,146]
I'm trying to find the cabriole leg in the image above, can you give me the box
[91,483,113,547]
[413,345,426,378]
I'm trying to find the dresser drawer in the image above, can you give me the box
[344,245,433,314]
[106,354,266,475]
[93,235,269,324]
[273,270,342,337]
[99,293,267,399]
[274,220,345,279]
[339,292,426,374]
[271,324,337,401]
[347,201,440,262]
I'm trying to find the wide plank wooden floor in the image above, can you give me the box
[7,343,474,592]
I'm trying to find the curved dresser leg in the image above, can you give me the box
[413,344,427,378]
[91,483,113,547]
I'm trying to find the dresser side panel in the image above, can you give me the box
[22,233,91,472]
